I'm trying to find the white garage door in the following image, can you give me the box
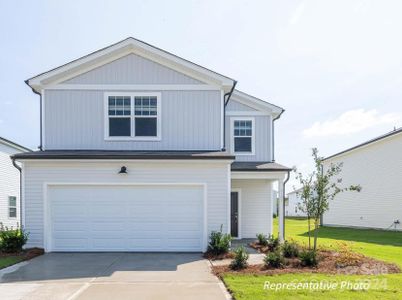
[48,185,204,252]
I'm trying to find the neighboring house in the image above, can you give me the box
[13,37,291,252]
[323,128,402,231]
[0,137,30,228]
[286,188,307,217]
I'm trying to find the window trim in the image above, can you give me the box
[8,196,17,219]
[104,92,161,141]
[230,117,255,155]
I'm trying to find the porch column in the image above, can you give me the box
[278,179,284,242]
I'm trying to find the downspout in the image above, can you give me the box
[282,170,290,240]
[11,157,23,227]
[24,80,42,151]
[222,81,237,151]
[272,109,285,162]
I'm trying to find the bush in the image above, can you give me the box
[207,225,232,255]
[230,246,249,270]
[256,233,269,246]
[0,224,29,253]
[299,249,318,267]
[267,235,279,251]
[264,250,284,268]
[335,242,364,267]
[282,240,299,258]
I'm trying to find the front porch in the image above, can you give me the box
[230,161,291,242]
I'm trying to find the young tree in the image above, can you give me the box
[310,148,361,251]
[294,170,315,250]
[294,148,361,251]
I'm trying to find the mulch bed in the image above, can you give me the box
[203,251,235,261]
[213,250,400,276]
[0,248,44,262]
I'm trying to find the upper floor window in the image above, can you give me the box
[8,196,17,218]
[231,118,255,155]
[105,93,161,140]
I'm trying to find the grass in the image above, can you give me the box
[0,256,24,269]
[222,218,402,299]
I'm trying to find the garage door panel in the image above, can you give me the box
[48,185,204,252]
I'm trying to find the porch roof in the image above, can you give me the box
[231,161,291,172]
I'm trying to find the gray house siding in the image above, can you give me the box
[225,115,272,161]
[44,90,222,150]
[63,54,204,85]
[226,99,257,111]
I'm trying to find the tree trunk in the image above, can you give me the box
[313,218,319,251]
[307,216,311,250]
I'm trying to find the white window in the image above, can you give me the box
[8,196,17,218]
[230,117,255,155]
[105,93,161,140]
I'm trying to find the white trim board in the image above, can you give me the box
[42,182,208,252]
[46,84,221,91]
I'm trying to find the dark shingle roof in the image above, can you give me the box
[231,161,291,172]
[12,150,234,160]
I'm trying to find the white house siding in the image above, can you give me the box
[323,133,402,230]
[231,179,273,238]
[226,99,257,112]
[22,160,230,249]
[225,115,272,161]
[0,144,21,228]
[44,90,221,150]
[286,193,307,217]
[63,53,204,85]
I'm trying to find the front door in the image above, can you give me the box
[231,192,239,238]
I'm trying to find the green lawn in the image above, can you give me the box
[223,218,402,300]
[0,256,24,269]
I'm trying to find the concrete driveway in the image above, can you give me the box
[0,253,229,300]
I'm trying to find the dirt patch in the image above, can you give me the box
[213,250,400,276]
[0,248,44,262]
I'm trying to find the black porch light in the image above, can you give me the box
[118,166,127,174]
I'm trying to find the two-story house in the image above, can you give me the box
[13,38,290,252]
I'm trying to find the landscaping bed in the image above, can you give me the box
[212,249,400,276]
[0,248,44,269]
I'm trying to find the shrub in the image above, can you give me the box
[282,240,299,258]
[256,233,268,246]
[299,249,318,267]
[230,246,249,270]
[335,242,364,267]
[207,225,232,255]
[0,223,29,253]
[264,250,284,268]
[267,235,279,251]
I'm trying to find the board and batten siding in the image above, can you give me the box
[323,133,402,230]
[63,53,204,85]
[232,179,273,238]
[44,90,221,150]
[0,144,21,228]
[22,161,230,249]
[225,116,272,161]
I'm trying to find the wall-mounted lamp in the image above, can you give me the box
[118,166,127,174]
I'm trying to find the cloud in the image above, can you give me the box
[303,109,400,138]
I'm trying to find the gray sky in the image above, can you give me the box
[1,0,401,188]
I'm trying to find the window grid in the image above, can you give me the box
[234,120,252,137]
[108,96,131,116]
[8,196,17,218]
[135,96,157,116]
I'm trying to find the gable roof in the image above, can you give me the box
[26,37,236,93]
[0,137,31,152]
[324,127,402,161]
[231,90,284,118]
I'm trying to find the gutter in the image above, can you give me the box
[222,81,237,151]
[271,109,285,162]
[282,169,290,239]
[11,157,23,227]
[25,80,43,151]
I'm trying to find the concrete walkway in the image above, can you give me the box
[0,253,230,300]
